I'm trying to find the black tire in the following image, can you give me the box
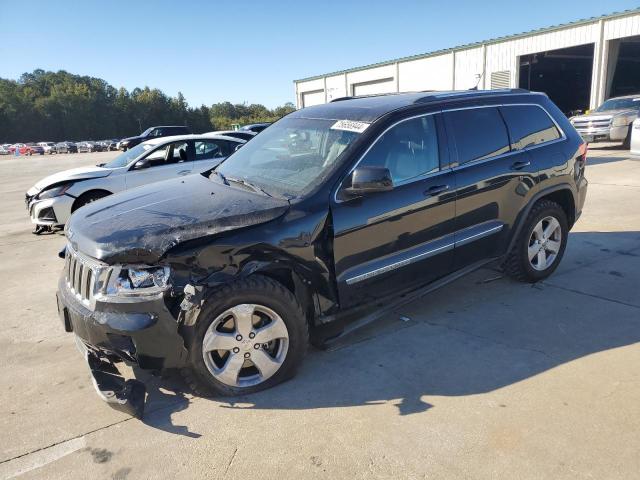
[622,127,632,149]
[182,275,308,397]
[71,190,110,212]
[503,199,568,283]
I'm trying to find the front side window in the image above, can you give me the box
[446,107,510,164]
[144,141,189,167]
[358,115,440,184]
[500,105,561,150]
[215,117,362,198]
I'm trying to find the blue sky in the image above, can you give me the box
[1,0,638,108]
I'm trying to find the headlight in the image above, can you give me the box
[38,183,73,200]
[106,266,170,296]
[612,116,632,127]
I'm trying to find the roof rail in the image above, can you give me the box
[330,96,355,103]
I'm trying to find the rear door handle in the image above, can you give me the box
[178,170,191,176]
[510,160,531,170]
[425,185,449,196]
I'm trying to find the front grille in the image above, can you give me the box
[572,118,611,130]
[64,246,107,308]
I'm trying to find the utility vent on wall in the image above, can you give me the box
[490,70,511,89]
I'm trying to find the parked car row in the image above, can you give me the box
[24,91,589,419]
[0,140,121,155]
[4,122,270,158]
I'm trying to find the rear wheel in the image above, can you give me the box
[503,199,568,282]
[182,275,308,397]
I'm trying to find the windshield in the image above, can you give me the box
[595,97,640,112]
[102,143,153,168]
[215,117,362,198]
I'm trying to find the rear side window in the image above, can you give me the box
[500,105,561,150]
[446,108,510,164]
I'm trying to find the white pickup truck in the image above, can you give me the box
[570,95,640,149]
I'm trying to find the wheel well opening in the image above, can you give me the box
[257,269,314,322]
[71,189,112,212]
[540,189,575,227]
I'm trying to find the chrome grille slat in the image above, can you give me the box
[64,245,105,308]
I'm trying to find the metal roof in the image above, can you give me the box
[288,89,541,122]
[294,8,640,84]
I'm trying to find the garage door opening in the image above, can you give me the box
[606,36,640,99]
[351,78,395,97]
[519,44,594,115]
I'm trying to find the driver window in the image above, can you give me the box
[143,141,189,167]
[359,115,440,184]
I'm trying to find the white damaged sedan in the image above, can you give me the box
[25,133,245,233]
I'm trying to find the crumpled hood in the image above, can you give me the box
[66,173,290,264]
[29,166,112,195]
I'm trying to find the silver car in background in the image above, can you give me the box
[570,95,640,148]
[25,133,245,233]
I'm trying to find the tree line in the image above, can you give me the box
[0,69,296,142]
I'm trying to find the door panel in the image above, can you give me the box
[331,113,456,309]
[444,107,537,269]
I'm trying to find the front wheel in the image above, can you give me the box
[182,275,308,397]
[71,190,110,212]
[503,199,568,282]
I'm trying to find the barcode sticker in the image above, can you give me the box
[330,120,370,133]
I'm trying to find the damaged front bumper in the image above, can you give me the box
[56,276,188,417]
[26,193,73,229]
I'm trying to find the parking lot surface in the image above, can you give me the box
[0,147,639,479]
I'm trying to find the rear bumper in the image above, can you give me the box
[576,176,588,223]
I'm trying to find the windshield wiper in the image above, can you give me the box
[226,176,272,197]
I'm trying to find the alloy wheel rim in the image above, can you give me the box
[528,215,562,271]
[202,304,289,388]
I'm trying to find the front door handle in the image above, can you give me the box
[425,185,449,196]
[178,170,191,176]
[510,160,531,170]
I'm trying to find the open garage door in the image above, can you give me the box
[352,78,395,96]
[606,36,640,99]
[519,44,594,115]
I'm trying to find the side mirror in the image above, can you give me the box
[345,166,393,196]
[134,158,150,170]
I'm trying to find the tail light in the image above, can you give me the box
[577,142,588,165]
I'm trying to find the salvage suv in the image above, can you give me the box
[57,89,588,417]
[570,94,640,148]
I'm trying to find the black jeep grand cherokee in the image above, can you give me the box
[57,89,587,417]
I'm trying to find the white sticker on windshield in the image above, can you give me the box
[331,120,370,133]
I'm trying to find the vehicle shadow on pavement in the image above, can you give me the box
[133,368,202,438]
[141,231,640,427]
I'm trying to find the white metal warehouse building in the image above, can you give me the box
[294,9,640,115]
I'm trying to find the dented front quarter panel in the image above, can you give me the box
[165,199,340,320]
